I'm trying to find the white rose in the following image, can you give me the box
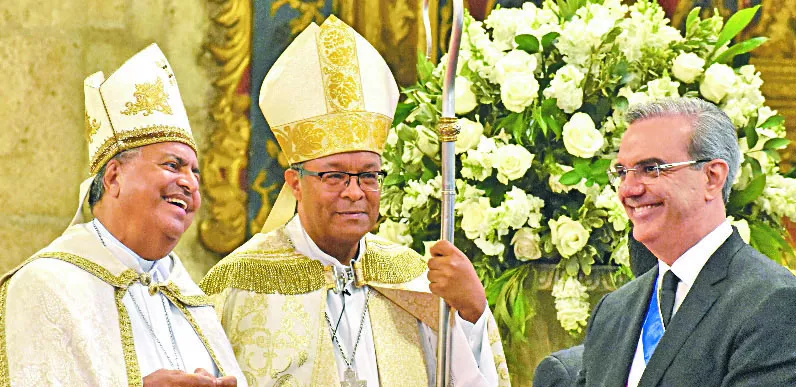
[728,216,751,244]
[460,198,492,239]
[415,125,439,158]
[511,228,542,261]
[386,130,399,147]
[501,74,539,113]
[672,52,705,83]
[455,77,478,115]
[474,237,505,256]
[455,118,484,154]
[495,144,534,184]
[549,215,590,258]
[495,50,537,85]
[401,142,422,164]
[376,219,413,246]
[646,77,680,99]
[700,64,736,103]
[562,113,604,158]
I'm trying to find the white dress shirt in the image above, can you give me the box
[627,220,732,387]
[285,216,498,386]
[91,219,218,378]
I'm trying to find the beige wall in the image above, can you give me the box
[0,0,222,281]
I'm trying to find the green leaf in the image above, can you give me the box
[744,155,762,176]
[744,118,758,149]
[713,37,768,64]
[760,114,785,129]
[565,258,579,277]
[416,50,435,83]
[748,220,793,263]
[715,5,761,50]
[686,7,702,31]
[392,102,414,126]
[515,34,540,54]
[727,173,766,212]
[572,158,589,175]
[763,149,782,163]
[541,32,560,52]
[763,137,790,150]
[383,173,405,187]
[559,170,583,186]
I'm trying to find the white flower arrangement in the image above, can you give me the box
[378,0,793,337]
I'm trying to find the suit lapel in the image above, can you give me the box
[639,231,744,386]
[604,269,658,386]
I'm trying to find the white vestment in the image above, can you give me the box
[0,222,246,386]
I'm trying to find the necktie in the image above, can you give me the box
[660,270,679,328]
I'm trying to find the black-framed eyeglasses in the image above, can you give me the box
[292,166,387,192]
[607,159,712,185]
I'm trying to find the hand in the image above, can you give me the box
[143,368,237,387]
[427,240,487,323]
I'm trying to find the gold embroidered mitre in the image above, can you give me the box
[83,43,196,174]
[258,15,399,164]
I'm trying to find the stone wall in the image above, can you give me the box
[0,0,221,281]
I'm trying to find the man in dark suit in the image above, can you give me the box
[577,98,796,386]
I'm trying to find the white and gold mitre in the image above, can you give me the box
[258,15,399,165]
[83,43,196,174]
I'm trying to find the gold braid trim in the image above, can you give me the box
[200,252,327,296]
[149,282,213,307]
[116,288,142,387]
[167,298,227,377]
[201,230,428,296]
[28,252,140,288]
[357,238,428,285]
[0,280,10,387]
[89,125,198,174]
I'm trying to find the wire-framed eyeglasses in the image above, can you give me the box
[607,159,712,185]
[293,166,387,192]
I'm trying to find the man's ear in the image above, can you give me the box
[704,159,729,201]
[284,168,301,202]
[103,159,124,198]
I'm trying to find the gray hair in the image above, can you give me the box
[88,148,142,208]
[625,97,741,203]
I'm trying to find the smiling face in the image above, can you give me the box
[112,142,201,249]
[616,115,717,260]
[286,151,381,262]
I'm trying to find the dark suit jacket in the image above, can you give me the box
[577,230,796,386]
[534,345,584,387]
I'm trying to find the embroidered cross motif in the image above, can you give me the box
[120,78,173,116]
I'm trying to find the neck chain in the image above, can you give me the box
[92,219,185,370]
[324,288,373,378]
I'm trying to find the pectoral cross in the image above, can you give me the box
[341,367,366,387]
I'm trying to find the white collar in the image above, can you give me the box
[658,220,732,287]
[284,215,365,270]
[92,218,172,281]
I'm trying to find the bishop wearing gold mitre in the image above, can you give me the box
[200,15,511,387]
[0,44,243,386]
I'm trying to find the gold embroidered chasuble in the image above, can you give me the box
[200,226,511,386]
[0,223,245,387]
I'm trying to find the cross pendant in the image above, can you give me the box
[341,367,366,387]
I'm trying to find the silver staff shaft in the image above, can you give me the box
[435,0,463,385]
[423,0,432,60]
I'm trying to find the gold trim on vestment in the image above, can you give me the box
[116,288,142,387]
[89,125,197,174]
[200,229,428,296]
[169,300,227,377]
[368,291,429,386]
[0,280,10,387]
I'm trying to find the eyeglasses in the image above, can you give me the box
[293,166,387,192]
[607,159,712,186]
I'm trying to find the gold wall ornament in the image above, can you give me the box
[250,169,280,235]
[271,0,326,36]
[84,111,101,143]
[120,78,173,116]
[199,0,252,254]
